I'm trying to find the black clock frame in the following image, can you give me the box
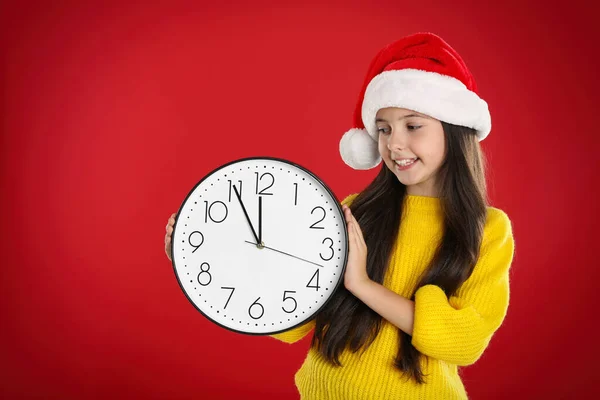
[171,156,349,336]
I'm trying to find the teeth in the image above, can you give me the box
[395,158,417,166]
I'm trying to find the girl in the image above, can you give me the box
[164,32,515,399]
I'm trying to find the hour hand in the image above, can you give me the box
[233,184,261,246]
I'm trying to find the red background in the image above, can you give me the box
[1,1,598,399]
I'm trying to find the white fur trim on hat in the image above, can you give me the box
[339,128,382,170]
[362,69,491,142]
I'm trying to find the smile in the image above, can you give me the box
[394,158,419,171]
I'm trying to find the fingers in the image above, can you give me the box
[343,205,356,241]
[165,234,172,261]
[166,212,176,233]
[343,205,365,250]
[345,209,354,237]
[164,212,177,262]
[165,212,176,244]
[351,214,365,244]
[342,205,354,229]
[342,205,362,234]
[349,215,358,249]
[350,216,364,252]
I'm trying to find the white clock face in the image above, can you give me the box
[172,157,348,335]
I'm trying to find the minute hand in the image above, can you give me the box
[243,240,324,268]
[258,195,262,244]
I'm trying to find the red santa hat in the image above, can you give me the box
[339,32,492,170]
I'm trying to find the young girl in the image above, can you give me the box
[164,32,515,399]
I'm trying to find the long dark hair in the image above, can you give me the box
[311,121,488,384]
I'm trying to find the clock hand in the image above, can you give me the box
[233,185,261,247]
[258,195,262,245]
[243,240,324,268]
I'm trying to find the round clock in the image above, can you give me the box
[171,156,349,335]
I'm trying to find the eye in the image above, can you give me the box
[407,125,421,131]
[377,127,390,135]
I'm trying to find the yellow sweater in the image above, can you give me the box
[270,193,515,399]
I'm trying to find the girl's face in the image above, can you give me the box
[376,107,446,197]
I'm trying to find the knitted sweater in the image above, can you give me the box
[270,193,515,399]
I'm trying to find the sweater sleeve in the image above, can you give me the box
[340,193,359,207]
[269,319,316,344]
[410,208,515,366]
[270,193,358,344]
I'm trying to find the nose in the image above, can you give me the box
[386,129,408,151]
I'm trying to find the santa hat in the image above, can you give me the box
[339,32,492,170]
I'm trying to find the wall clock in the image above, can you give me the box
[171,157,349,335]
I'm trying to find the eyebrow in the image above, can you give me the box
[375,114,426,122]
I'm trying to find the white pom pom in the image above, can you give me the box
[339,128,382,170]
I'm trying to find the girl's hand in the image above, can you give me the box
[164,212,176,261]
[342,204,370,291]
